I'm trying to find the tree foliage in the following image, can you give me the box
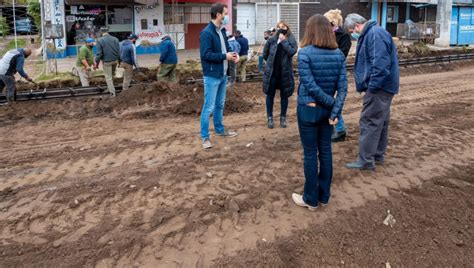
[0,16,9,36]
[27,0,41,33]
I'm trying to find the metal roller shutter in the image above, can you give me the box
[255,3,278,43]
[279,4,299,41]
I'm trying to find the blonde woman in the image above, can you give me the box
[324,9,352,142]
[262,21,298,129]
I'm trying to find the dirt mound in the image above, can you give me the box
[0,81,254,123]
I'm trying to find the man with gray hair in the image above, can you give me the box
[344,14,400,171]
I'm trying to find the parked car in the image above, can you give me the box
[15,18,36,34]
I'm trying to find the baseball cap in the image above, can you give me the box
[86,37,95,43]
[128,33,139,40]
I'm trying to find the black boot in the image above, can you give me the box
[267,117,274,129]
[331,130,346,142]
[280,116,287,128]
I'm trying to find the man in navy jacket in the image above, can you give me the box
[235,30,249,82]
[158,35,178,82]
[199,3,239,149]
[344,14,400,171]
[120,34,138,90]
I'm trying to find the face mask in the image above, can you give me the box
[351,32,360,39]
[264,36,269,40]
[222,15,229,26]
[278,28,288,35]
[88,45,94,49]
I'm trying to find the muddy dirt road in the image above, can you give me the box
[0,65,473,267]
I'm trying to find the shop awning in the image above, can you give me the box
[412,3,436,8]
[65,0,148,5]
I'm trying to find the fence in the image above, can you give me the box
[397,22,440,42]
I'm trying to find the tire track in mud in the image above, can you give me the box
[0,68,473,267]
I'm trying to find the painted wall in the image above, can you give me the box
[451,6,474,45]
[134,0,165,46]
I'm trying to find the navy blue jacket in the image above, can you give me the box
[159,37,178,64]
[200,22,231,78]
[228,39,241,54]
[120,40,136,66]
[354,21,400,94]
[236,35,249,56]
[297,46,347,120]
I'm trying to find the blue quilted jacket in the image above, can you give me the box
[297,46,347,120]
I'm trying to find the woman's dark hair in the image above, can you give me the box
[300,14,338,49]
[210,3,227,19]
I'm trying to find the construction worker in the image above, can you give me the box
[95,27,120,96]
[76,38,95,87]
[120,33,139,91]
[157,35,178,83]
[0,48,33,104]
[235,30,249,82]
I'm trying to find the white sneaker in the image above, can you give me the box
[216,130,238,138]
[292,193,318,211]
[202,138,213,149]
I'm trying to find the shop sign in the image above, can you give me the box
[71,5,104,16]
[52,0,66,49]
[137,31,164,45]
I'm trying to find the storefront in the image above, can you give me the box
[64,0,137,56]
[43,0,230,58]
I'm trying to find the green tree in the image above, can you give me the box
[0,16,9,36]
[27,0,41,33]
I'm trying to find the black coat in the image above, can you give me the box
[335,28,352,59]
[262,33,298,97]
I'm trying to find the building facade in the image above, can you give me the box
[44,0,233,58]
[42,0,474,58]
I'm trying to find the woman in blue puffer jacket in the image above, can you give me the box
[292,14,348,211]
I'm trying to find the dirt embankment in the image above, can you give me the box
[0,82,256,123]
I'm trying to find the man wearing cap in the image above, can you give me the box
[0,47,33,104]
[95,27,120,96]
[157,35,178,83]
[76,38,95,87]
[234,30,249,82]
[120,33,138,91]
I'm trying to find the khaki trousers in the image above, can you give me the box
[103,61,118,95]
[121,62,133,91]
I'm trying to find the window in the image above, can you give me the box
[141,19,148,30]
[153,19,158,26]
[387,6,399,23]
[107,6,133,32]
[65,5,106,45]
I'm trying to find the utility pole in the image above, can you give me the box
[13,0,18,48]
[40,0,47,62]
